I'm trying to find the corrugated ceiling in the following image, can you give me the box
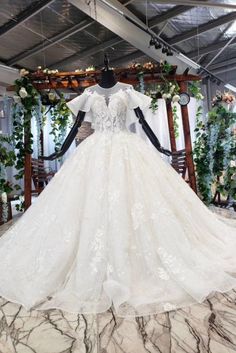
[0,0,236,82]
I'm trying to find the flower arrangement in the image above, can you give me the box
[158,81,180,103]
[212,91,235,107]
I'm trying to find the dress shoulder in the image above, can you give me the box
[124,86,152,111]
[66,89,92,117]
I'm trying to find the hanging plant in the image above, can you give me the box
[193,103,236,204]
[49,94,72,154]
[12,74,40,178]
[189,81,204,101]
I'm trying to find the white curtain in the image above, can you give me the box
[134,98,199,152]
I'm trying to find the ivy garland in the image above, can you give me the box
[0,72,72,216]
[49,95,72,154]
[193,104,236,204]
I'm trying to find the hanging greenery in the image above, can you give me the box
[48,94,72,154]
[193,100,236,204]
[0,68,73,216]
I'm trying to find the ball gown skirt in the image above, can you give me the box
[0,86,236,317]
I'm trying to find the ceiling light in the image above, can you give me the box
[155,41,162,50]
[166,48,173,56]
[149,37,155,46]
[162,46,168,54]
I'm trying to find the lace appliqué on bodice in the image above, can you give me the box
[87,90,129,133]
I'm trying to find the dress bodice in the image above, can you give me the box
[67,83,152,133]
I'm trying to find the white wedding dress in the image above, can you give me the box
[0,82,236,317]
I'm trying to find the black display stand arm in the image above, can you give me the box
[134,107,172,156]
[39,111,86,160]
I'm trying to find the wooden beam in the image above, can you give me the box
[179,81,197,193]
[166,102,177,152]
[7,69,201,92]
[24,117,32,210]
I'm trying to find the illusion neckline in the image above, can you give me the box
[86,87,131,108]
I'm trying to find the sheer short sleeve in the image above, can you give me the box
[125,88,152,129]
[66,90,93,123]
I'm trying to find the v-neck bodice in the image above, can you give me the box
[86,89,131,133]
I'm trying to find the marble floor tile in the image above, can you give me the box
[0,208,236,353]
[0,296,98,353]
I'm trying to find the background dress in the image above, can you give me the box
[0,83,236,317]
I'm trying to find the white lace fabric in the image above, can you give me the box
[0,85,236,317]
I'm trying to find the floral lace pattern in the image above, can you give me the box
[0,88,236,317]
[87,90,128,133]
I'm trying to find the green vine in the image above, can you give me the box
[49,95,72,154]
[172,105,179,138]
[193,104,236,204]
[0,71,73,215]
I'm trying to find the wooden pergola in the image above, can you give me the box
[8,67,201,210]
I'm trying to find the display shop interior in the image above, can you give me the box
[1,1,236,352]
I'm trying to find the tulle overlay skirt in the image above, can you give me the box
[0,130,236,317]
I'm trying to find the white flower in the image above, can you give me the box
[19,68,29,77]
[172,94,180,103]
[199,93,204,100]
[162,93,168,100]
[166,93,171,99]
[230,160,236,167]
[19,87,28,98]
[13,95,21,103]
[1,192,7,203]
[48,92,56,101]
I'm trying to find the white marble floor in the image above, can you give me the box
[0,208,236,353]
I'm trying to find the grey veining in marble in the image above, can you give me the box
[0,207,236,353]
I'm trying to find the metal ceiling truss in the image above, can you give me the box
[148,1,236,11]
[49,4,191,69]
[187,38,236,59]
[208,57,236,74]
[169,11,236,45]
[6,19,94,66]
[68,0,227,87]
[53,37,124,68]
[0,0,55,37]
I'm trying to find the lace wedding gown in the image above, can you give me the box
[0,82,236,317]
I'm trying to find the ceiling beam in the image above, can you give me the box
[53,37,124,68]
[149,5,193,29]
[188,37,236,59]
[50,4,191,69]
[208,57,236,72]
[149,1,236,10]
[0,64,19,86]
[213,64,236,75]
[0,0,55,37]
[169,11,236,45]
[56,2,191,67]
[6,19,94,66]
[5,3,191,68]
[62,0,194,73]
[110,50,145,66]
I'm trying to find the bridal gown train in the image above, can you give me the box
[0,82,236,317]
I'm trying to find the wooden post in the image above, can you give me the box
[166,101,177,152]
[179,82,197,193]
[24,115,32,210]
